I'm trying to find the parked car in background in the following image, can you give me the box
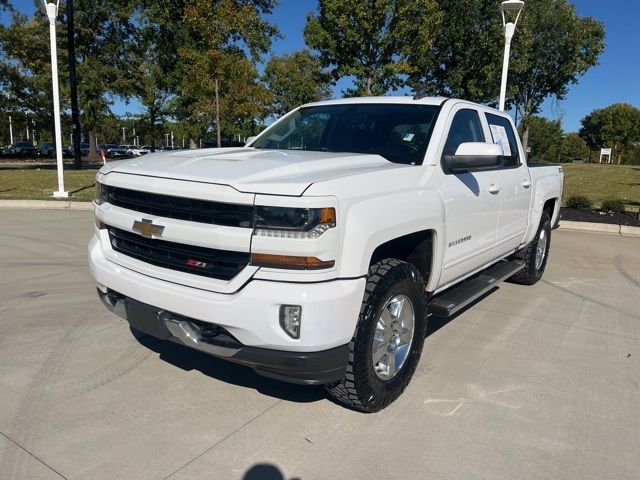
[4,141,38,157]
[38,142,55,157]
[123,145,150,156]
[66,143,90,157]
[161,146,186,151]
[101,144,128,157]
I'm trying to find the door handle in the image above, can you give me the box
[522,180,531,189]
[488,184,501,194]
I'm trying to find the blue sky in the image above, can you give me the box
[3,0,639,132]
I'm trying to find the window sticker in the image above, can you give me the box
[489,124,512,157]
[403,132,415,142]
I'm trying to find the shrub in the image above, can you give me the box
[565,195,593,210]
[600,199,625,213]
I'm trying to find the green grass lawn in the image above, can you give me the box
[0,168,98,202]
[0,163,639,210]
[561,163,640,210]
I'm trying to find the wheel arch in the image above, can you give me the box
[368,229,436,285]
[543,197,559,228]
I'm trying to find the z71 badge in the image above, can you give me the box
[186,259,208,269]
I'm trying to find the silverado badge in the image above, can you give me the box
[132,218,165,238]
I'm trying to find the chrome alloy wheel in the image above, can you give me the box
[535,228,547,270]
[372,295,415,380]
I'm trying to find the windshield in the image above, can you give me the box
[252,103,440,165]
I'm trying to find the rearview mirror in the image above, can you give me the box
[442,142,503,174]
[245,136,257,146]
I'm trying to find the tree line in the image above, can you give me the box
[526,103,640,165]
[0,0,610,164]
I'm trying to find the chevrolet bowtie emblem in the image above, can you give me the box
[132,218,165,238]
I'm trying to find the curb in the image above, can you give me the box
[559,220,640,237]
[0,199,93,211]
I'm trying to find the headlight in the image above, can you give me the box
[254,206,336,239]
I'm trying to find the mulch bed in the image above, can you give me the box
[560,207,640,227]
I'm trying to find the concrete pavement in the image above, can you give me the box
[0,209,639,480]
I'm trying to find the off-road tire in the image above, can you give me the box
[325,259,427,413]
[510,212,551,285]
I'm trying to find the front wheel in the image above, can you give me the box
[510,212,551,285]
[325,259,427,412]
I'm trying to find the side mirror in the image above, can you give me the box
[245,136,257,146]
[442,142,503,174]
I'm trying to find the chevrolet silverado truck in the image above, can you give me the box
[89,96,563,412]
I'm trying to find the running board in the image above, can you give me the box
[428,259,525,317]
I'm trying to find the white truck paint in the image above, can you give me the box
[89,96,563,411]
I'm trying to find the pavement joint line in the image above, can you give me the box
[160,398,287,480]
[480,306,639,341]
[0,430,68,480]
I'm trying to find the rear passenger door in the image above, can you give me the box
[484,112,532,256]
[438,106,501,288]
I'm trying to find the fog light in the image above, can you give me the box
[280,305,302,339]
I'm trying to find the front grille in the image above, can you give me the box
[102,185,254,227]
[108,227,249,280]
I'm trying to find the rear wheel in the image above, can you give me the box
[510,212,551,285]
[325,259,427,412]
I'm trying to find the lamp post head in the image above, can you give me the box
[43,0,60,21]
[501,0,524,27]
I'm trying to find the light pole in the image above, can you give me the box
[8,115,13,144]
[43,0,68,198]
[498,0,524,111]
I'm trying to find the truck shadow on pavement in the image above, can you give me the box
[131,289,502,406]
[132,327,326,403]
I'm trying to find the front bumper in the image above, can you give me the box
[89,234,364,383]
[98,289,349,385]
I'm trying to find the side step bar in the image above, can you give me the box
[428,259,525,317]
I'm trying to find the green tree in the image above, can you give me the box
[621,144,640,166]
[0,2,140,161]
[407,0,502,102]
[132,0,187,148]
[406,0,604,152]
[72,0,140,160]
[149,0,279,144]
[559,132,589,162]
[509,0,605,152]
[0,9,68,145]
[579,103,640,164]
[524,116,563,163]
[304,0,440,96]
[262,50,332,117]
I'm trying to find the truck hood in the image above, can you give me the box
[104,147,404,196]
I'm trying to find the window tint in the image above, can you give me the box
[443,109,484,157]
[485,113,520,167]
[253,104,440,165]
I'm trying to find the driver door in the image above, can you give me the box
[438,107,501,288]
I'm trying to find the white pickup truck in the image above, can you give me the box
[89,96,563,412]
